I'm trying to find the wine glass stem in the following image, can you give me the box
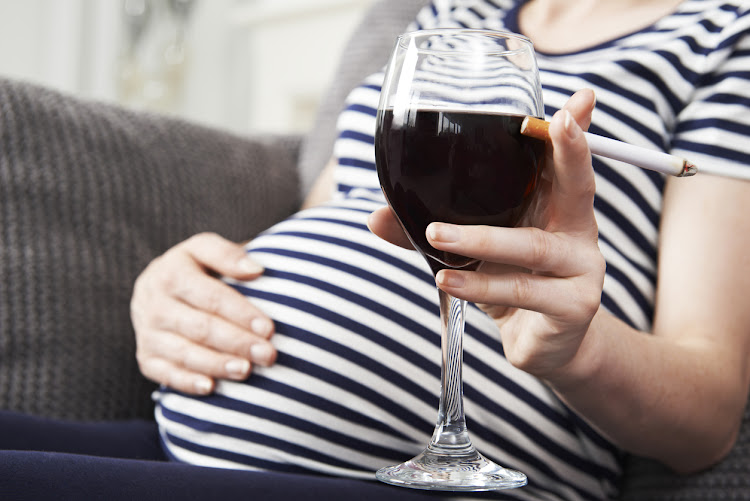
[430,288,474,454]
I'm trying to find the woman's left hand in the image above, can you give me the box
[370,89,606,381]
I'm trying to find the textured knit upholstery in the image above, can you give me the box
[0,0,748,498]
[619,399,750,499]
[0,79,301,420]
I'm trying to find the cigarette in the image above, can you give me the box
[520,116,697,177]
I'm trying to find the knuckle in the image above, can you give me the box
[472,225,493,250]
[567,281,602,322]
[505,344,535,372]
[177,344,202,370]
[148,256,184,296]
[165,372,188,393]
[527,227,551,267]
[475,273,493,302]
[579,181,597,203]
[184,313,213,344]
[511,273,535,306]
[162,265,187,295]
[576,253,606,318]
[167,270,207,307]
[149,308,173,331]
[202,287,225,315]
[132,294,177,333]
[594,252,607,277]
[580,285,603,319]
[180,346,224,380]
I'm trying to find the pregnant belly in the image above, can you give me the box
[156,197,445,476]
[153,196,562,487]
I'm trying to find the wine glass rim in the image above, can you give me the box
[397,28,534,56]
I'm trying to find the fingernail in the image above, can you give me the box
[251,317,273,337]
[239,256,264,274]
[428,223,460,243]
[251,343,274,365]
[563,110,581,139]
[225,359,250,378]
[436,270,465,288]
[194,378,213,394]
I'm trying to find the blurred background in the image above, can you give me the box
[0,0,375,135]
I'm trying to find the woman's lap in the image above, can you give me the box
[0,449,453,501]
[0,410,444,500]
[0,409,165,460]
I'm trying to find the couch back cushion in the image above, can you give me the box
[0,78,301,420]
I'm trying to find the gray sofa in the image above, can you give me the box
[1,0,748,498]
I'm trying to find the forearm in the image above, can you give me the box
[547,308,746,473]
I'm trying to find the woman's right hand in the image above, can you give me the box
[131,232,277,395]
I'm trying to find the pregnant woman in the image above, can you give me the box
[2,1,746,501]
[134,1,750,499]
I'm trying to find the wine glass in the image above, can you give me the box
[374,29,545,491]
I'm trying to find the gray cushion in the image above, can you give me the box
[0,78,301,420]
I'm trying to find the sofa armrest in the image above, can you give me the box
[0,77,302,421]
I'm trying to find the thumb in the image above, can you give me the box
[181,232,264,279]
[547,96,597,232]
[561,88,596,131]
[367,206,414,250]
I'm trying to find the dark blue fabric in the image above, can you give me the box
[0,450,458,501]
[0,410,165,460]
[0,411,456,500]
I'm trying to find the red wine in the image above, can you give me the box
[376,109,545,271]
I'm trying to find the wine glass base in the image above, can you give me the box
[375,447,527,492]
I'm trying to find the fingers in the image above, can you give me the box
[427,223,579,275]
[435,267,602,321]
[367,206,414,249]
[162,251,273,338]
[426,220,605,320]
[181,232,265,279]
[137,356,216,395]
[150,298,275,364]
[136,326,276,396]
[131,233,277,395]
[132,292,277,394]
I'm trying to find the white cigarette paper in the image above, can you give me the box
[520,116,697,177]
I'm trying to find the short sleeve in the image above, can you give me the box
[671,8,750,179]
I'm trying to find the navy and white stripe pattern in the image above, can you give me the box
[155,1,750,499]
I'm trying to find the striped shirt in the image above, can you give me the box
[155,1,750,499]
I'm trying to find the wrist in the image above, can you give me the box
[541,308,610,394]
